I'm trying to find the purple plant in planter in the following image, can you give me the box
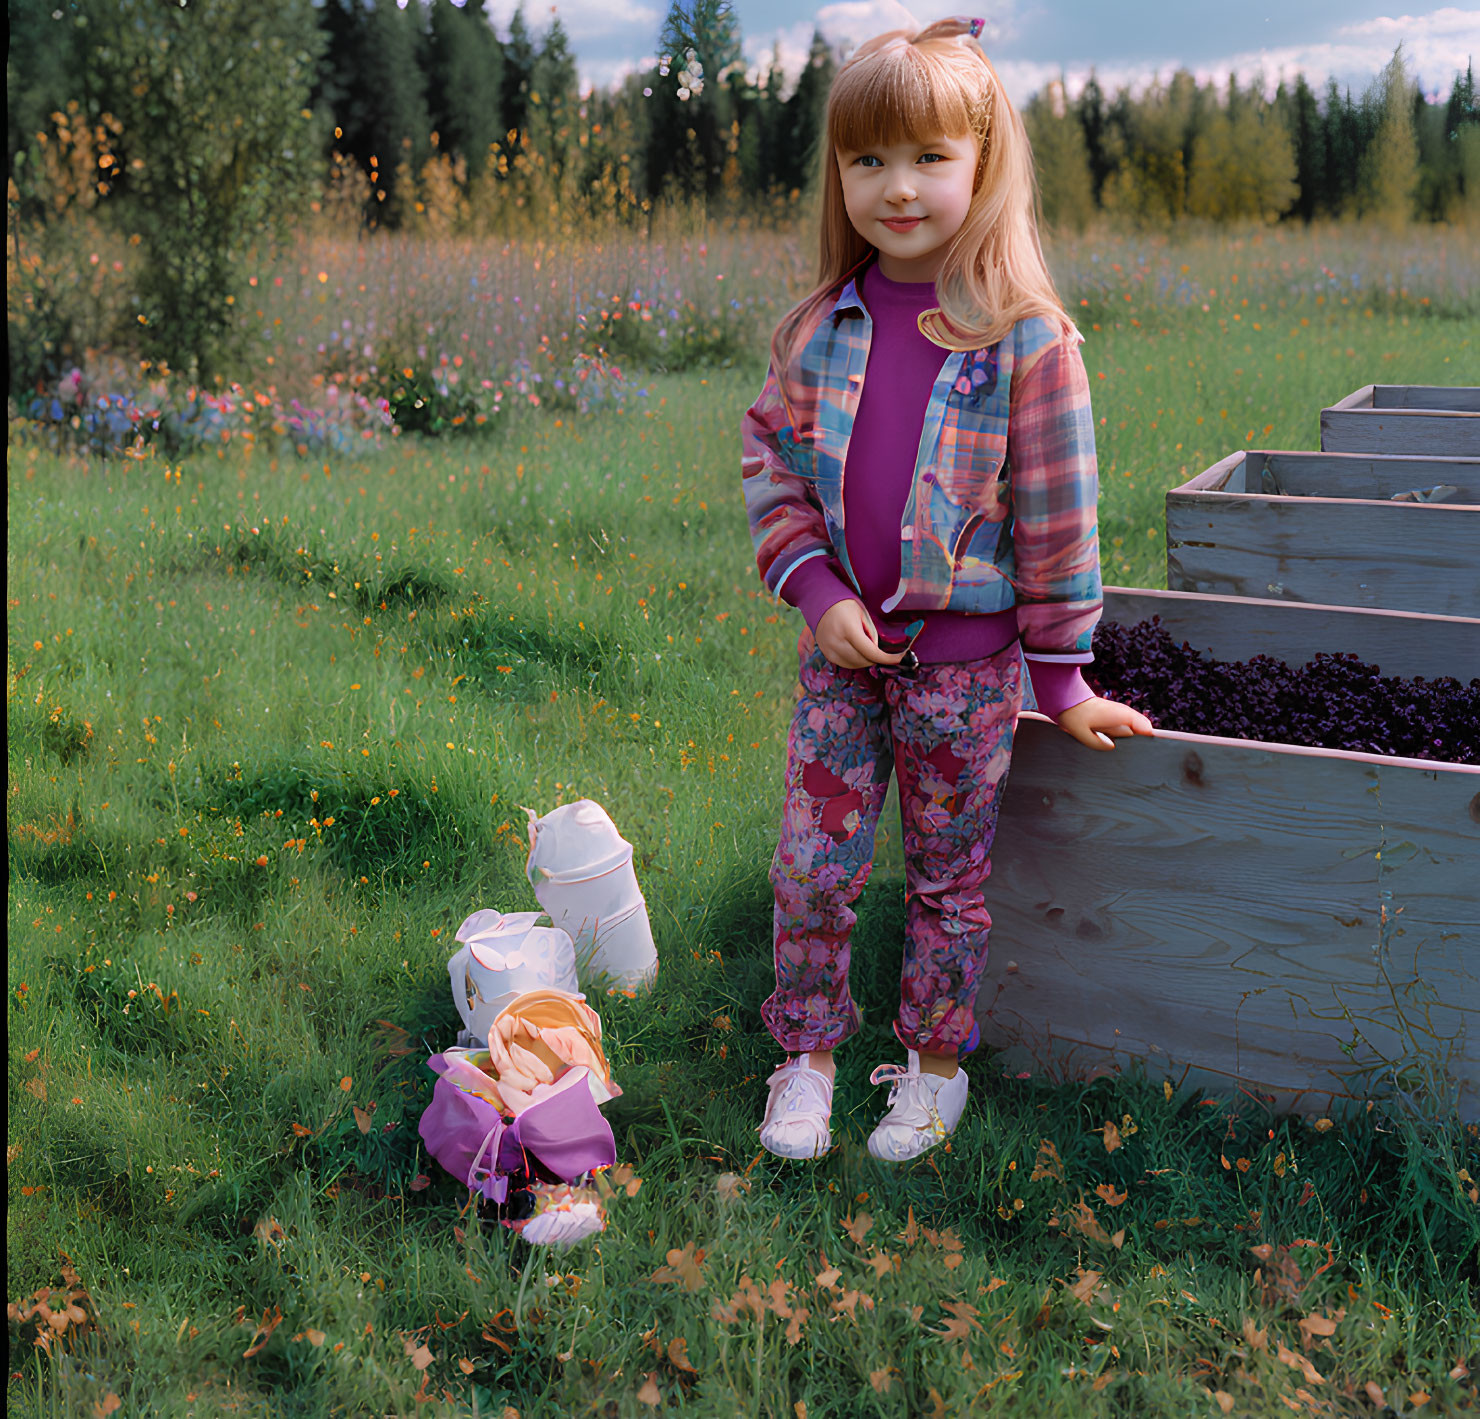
[1086,618,1479,764]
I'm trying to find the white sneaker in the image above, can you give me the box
[758,1054,834,1159]
[866,1051,968,1162]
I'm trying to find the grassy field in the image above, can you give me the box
[7,222,1480,1417]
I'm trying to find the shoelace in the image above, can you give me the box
[868,1063,946,1137]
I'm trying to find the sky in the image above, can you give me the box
[473,0,1480,103]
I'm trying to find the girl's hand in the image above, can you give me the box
[1055,695,1155,751]
[816,600,906,670]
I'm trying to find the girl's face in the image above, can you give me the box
[835,132,980,282]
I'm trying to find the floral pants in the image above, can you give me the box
[761,631,1024,1056]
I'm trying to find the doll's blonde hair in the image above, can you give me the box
[771,15,1071,379]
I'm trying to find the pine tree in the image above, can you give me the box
[1187,77,1297,222]
[523,14,580,219]
[360,0,433,226]
[1075,73,1112,207]
[1285,75,1324,222]
[425,0,504,172]
[1025,80,1095,231]
[1362,46,1419,229]
[501,4,536,150]
[1321,81,1361,217]
[784,28,835,198]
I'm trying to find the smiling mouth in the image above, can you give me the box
[882,217,923,228]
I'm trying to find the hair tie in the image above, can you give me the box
[913,15,987,43]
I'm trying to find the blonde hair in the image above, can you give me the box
[770,15,1071,379]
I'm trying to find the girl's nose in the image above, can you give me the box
[885,166,917,202]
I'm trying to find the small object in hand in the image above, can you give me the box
[1388,484,1459,503]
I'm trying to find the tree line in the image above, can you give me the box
[6,0,1476,388]
[9,0,1477,237]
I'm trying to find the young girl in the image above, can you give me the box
[741,15,1153,1163]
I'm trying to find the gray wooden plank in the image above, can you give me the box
[1322,408,1480,457]
[1165,495,1480,616]
[1259,450,1480,502]
[983,716,1480,1117]
[1100,586,1480,681]
[1374,385,1480,413]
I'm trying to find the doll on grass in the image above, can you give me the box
[740,15,1153,1162]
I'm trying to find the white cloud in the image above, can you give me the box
[481,0,660,40]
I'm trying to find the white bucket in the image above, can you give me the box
[448,909,580,1044]
[526,801,657,993]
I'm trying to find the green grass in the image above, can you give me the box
[8,232,1480,1417]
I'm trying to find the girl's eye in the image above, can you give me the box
[918,153,944,164]
[857,155,882,168]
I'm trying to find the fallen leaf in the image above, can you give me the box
[1452,1362,1472,1380]
[353,1105,374,1134]
[815,1265,841,1289]
[458,1357,475,1374]
[1364,1382,1386,1407]
[1095,1183,1128,1207]
[1409,1392,1430,1407]
[986,1277,1007,1293]
[1243,1317,1268,1351]
[290,1123,313,1137]
[927,1386,948,1419]
[304,1328,326,1347]
[866,1253,894,1279]
[1297,1309,1343,1348]
[242,1305,283,1358]
[408,1173,431,1191]
[650,1243,705,1292]
[410,1343,434,1371]
[254,1217,286,1249]
[1031,1139,1063,1182]
[1101,1120,1122,1153]
[794,1404,807,1419]
[667,1336,697,1373]
[842,1212,873,1245]
[1065,1268,1103,1306]
[715,1172,749,1201]
[1110,1229,1126,1250]
[25,1078,47,1102]
[785,1306,808,1345]
[1092,1371,1116,1391]
[1212,1391,1234,1414]
[94,1396,122,1418]
[1066,1198,1112,1246]
[869,1367,896,1393]
[339,1076,352,1091]
[1276,1341,1325,1385]
[636,1373,661,1406]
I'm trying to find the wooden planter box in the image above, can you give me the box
[1321,384,1480,456]
[984,588,1480,1119]
[1165,449,1480,616]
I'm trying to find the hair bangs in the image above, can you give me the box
[828,45,976,154]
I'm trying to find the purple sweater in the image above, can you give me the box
[781,262,1095,721]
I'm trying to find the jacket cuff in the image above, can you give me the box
[782,557,858,635]
[1024,659,1095,721]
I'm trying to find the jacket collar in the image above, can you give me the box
[827,254,876,326]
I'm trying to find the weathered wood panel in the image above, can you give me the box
[1322,384,1480,456]
[984,589,1480,1119]
[1255,451,1480,502]
[1166,451,1480,615]
[1373,386,1480,412]
[1102,587,1480,681]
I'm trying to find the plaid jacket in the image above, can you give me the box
[741,274,1102,660]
